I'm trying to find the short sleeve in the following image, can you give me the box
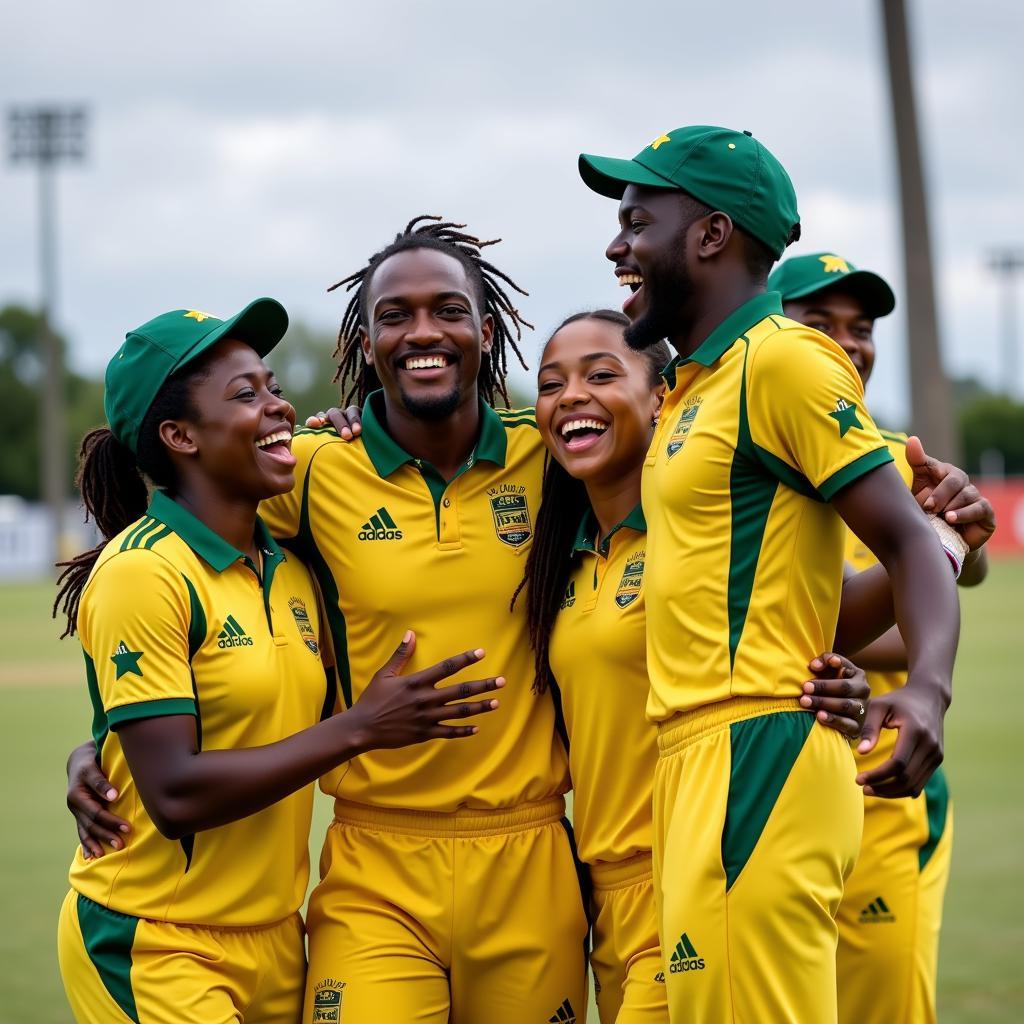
[746,327,893,501]
[79,550,197,728]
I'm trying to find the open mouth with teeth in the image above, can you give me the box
[402,353,453,372]
[618,272,645,315]
[255,429,296,467]
[560,417,610,453]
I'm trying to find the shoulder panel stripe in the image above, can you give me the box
[142,525,173,550]
[879,430,908,446]
[120,517,154,552]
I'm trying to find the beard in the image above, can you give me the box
[399,382,462,421]
[624,231,694,352]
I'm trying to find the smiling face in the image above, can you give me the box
[160,338,297,502]
[606,184,709,351]
[536,317,663,487]
[783,287,876,384]
[360,247,494,420]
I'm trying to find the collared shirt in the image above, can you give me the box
[260,393,569,813]
[548,504,656,865]
[845,429,913,770]
[643,292,893,719]
[70,491,333,926]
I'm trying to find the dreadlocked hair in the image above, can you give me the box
[327,215,532,408]
[53,358,212,638]
[514,310,670,693]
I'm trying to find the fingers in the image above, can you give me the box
[77,821,104,860]
[924,465,969,514]
[433,676,506,708]
[70,800,127,851]
[856,697,890,755]
[381,630,416,677]
[810,707,863,739]
[428,724,483,740]
[412,648,487,687]
[343,405,362,435]
[435,696,503,721]
[856,729,942,798]
[326,407,361,440]
[304,413,327,428]
[84,763,118,803]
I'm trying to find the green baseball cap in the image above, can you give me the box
[768,253,896,318]
[579,125,800,259]
[104,298,289,452]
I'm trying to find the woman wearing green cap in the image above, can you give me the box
[54,301,502,1024]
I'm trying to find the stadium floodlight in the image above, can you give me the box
[987,249,1024,400]
[6,105,88,562]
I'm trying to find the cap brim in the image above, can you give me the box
[578,153,681,199]
[786,271,896,319]
[173,297,290,374]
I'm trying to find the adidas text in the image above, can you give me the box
[218,635,254,648]
[357,527,404,541]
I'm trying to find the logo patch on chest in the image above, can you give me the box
[288,597,319,655]
[666,398,702,459]
[487,485,532,548]
[615,551,645,608]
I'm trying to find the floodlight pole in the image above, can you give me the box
[988,250,1024,399]
[880,0,960,461]
[7,106,87,563]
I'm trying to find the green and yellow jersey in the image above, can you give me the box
[844,430,913,770]
[642,292,893,720]
[261,393,569,813]
[548,505,655,866]
[69,491,333,927]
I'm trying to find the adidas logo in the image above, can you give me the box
[560,580,576,609]
[669,932,706,973]
[548,998,576,1023]
[357,507,403,541]
[860,896,896,923]
[217,614,254,648]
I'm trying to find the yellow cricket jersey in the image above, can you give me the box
[69,491,334,926]
[548,505,655,866]
[845,431,914,769]
[260,393,569,813]
[642,292,893,720]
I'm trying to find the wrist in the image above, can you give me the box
[904,670,952,711]
[334,704,373,758]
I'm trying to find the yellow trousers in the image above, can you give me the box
[652,698,863,1024]
[304,797,588,1024]
[57,890,304,1023]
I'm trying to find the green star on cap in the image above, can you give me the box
[828,398,862,438]
[111,641,144,679]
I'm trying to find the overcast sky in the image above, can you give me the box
[2,0,1021,428]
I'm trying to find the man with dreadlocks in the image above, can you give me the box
[267,217,585,1023]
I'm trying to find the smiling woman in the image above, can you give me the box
[51,300,502,1024]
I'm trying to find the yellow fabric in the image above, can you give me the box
[839,432,952,1023]
[260,398,568,813]
[837,795,953,1024]
[548,507,656,865]
[590,854,667,1024]
[652,700,863,1023]
[58,890,305,1024]
[69,494,331,927]
[642,293,892,719]
[302,799,588,1024]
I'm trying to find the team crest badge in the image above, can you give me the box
[289,596,319,655]
[311,979,345,1022]
[666,398,702,459]
[615,552,645,608]
[488,485,533,548]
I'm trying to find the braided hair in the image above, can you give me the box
[516,310,670,692]
[53,357,212,638]
[327,215,532,407]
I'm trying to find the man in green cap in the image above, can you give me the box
[579,125,961,1022]
[771,252,995,1024]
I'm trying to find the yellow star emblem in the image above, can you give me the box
[650,134,672,151]
[184,310,216,322]
[819,255,850,274]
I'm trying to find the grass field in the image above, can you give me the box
[2,564,1022,1022]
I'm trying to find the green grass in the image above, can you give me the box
[2,566,1021,1022]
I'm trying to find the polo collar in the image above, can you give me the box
[148,490,283,573]
[359,390,508,479]
[662,291,784,386]
[571,502,647,556]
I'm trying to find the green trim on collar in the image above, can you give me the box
[147,491,283,578]
[662,292,784,386]
[358,390,508,480]
[572,503,647,556]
